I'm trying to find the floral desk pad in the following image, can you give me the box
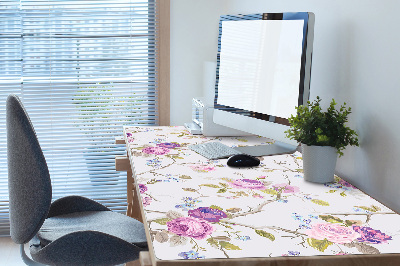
[124,126,400,261]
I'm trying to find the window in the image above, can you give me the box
[0,0,169,236]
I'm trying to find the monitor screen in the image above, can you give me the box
[217,19,304,119]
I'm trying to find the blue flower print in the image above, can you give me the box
[308,214,319,219]
[178,250,205,260]
[146,158,162,168]
[353,207,372,214]
[166,174,180,182]
[150,138,165,144]
[288,251,300,256]
[292,213,302,220]
[236,235,251,241]
[292,213,317,229]
[175,197,202,211]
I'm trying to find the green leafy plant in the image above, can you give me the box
[285,96,359,157]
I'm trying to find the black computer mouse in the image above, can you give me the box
[227,154,260,167]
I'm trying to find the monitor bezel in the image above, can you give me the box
[214,12,314,125]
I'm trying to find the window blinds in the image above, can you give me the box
[0,0,159,236]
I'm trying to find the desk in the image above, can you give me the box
[121,126,400,266]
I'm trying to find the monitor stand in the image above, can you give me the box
[233,141,298,157]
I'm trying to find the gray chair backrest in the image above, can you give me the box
[7,94,52,244]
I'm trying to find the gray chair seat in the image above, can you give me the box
[37,211,148,248]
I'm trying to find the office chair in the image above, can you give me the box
[6,94,148,265]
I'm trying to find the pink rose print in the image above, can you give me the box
[167,217,214,240]
[142,196,152,207]
[138,184,147,194]
[229,179,266,190]
[338,179,357,189]
[307,223,360,244]
[126,132,134,143]
[190,165,215,172]
[142,146,170,155]
[157,142,181,149]
[352,226,392,244]
[188,207,228,223]
[273,183,300,193]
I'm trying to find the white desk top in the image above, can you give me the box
[124,126,400,263]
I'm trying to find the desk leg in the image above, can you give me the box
[126,168,134,218]
[124,252,152,266]
[139,252,152,266]
[127,169,143,223]
[115,155,143,222]
[124,260,140,266]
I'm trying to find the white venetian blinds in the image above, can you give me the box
[0,0,159,236]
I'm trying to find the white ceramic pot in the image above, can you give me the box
[301,144,338,183]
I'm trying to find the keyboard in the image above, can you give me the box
[188,142,242,160]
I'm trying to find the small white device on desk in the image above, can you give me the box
[184,97,249,137]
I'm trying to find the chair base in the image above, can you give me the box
[20,244,45,266]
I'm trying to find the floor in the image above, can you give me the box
[0,237,26,266]
[0,237,141,266]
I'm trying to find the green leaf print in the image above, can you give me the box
[263,169,274,172]
[219,241,242,250]
[255,230,275,241]
[260,188,278,195]
[307,238,333,252]
[311,199,330,206]
[168,155,184,159]
[206,237,218,248]
[209,205,223,210]
[147,179,160,184]
[319,215,343,224]
[219,182,229,188]
[182,188,197,192]
[200,184,220,188]
[153,218,171,225]
[344,220,362,227]
[354,205,381,212]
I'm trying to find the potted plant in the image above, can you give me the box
[285,96,359,183]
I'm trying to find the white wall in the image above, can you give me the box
[170,0,227,124]
[170,0,400,212]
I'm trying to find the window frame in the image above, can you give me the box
[156,0,170,126]
[0,0,170,237]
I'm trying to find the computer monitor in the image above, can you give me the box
[213,12,315,156]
